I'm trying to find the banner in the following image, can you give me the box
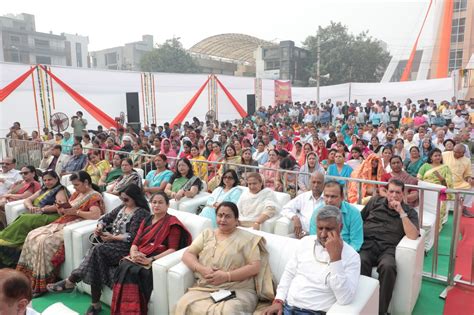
[274,80,292,104]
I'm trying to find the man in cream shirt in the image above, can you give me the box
[443,144,474,217]
[263,205,360,315]
[280,172,325,238]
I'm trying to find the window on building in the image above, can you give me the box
[36,56,52,65]
[454,0,467,12]
[448,49,463,72]
[264,60,280,70]
[451,17,465,43]
[34,39,50,48]
[10,35,20,44]
[105,52,117,65]
[76,43,83,67]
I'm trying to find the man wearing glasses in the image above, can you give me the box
[0,158,21,196]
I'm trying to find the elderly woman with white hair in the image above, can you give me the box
[236,172,279,230]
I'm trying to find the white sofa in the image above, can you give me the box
[69,208,212,315]
[169,182,210,213]
[4,191,122,279]
[162,229,379,314]
[274,202,425,315]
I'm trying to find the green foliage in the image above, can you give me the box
[303,21,391,85]
[140,38,200,73]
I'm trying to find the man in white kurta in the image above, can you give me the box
[263,205,360,314]
[280,172,325,238]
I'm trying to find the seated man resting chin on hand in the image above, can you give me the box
[263,205,360,315]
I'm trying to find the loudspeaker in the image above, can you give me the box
[126,92,141,132]
[247,94,256,116]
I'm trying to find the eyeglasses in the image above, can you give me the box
[223,176,234,180]
[20,171,31,175]
[121,197,130,202]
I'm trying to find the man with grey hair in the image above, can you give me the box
[281,172,325,238]
[442,144,473,217]
[263,205,360,315]
[403,129,417,151]
[433,129,446,151]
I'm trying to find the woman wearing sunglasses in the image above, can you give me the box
[0,166,41,229]
[200,169,243,228]
[47,183,150,315]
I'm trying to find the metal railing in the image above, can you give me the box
[2,138,474,289]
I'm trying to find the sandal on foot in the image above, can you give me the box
[46,279,75,293]
[85,304,102,315]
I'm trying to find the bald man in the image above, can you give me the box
[443,144,474,217]
[281,172,325,238]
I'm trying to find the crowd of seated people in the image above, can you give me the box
[0,96,472,314]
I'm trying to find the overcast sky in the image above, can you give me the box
[3,0,430,58]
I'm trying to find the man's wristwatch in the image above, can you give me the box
[400,213,408,218]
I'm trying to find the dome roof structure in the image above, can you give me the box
[189,33,275,65]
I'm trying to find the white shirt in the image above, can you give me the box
[275,236,360,311]
[404,139,418,151]
[281,191,324,232]
[26,307,40,315]
[0,168,22,195]
[433,140,445,151]
[452,115,466,130]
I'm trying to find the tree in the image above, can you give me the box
[140,37,200,73]
[303,22,391,85]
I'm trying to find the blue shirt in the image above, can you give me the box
[327,164,353,186]
[61,137,74,154]
[309,201,364,251]
[62,154,87,173]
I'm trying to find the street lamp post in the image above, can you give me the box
[316,36,320,105]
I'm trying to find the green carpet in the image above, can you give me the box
[412,280,446,315]
[32,290,111,314]
[423,213,453,277]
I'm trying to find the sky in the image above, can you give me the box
[2,0,431,58]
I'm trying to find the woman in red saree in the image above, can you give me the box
[111,192,192,315]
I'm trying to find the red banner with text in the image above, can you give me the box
[274,80,292,104]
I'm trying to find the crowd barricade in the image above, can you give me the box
[1,138,473,291]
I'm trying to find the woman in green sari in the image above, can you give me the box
[417,148,453,228]
[0,170,69,268]
[404,146,425,177]
[164,158,202,202]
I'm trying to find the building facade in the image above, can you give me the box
[0,13,89,67]
[255,40,310,86]
[382,0,474,98]
[89,35,154,71]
